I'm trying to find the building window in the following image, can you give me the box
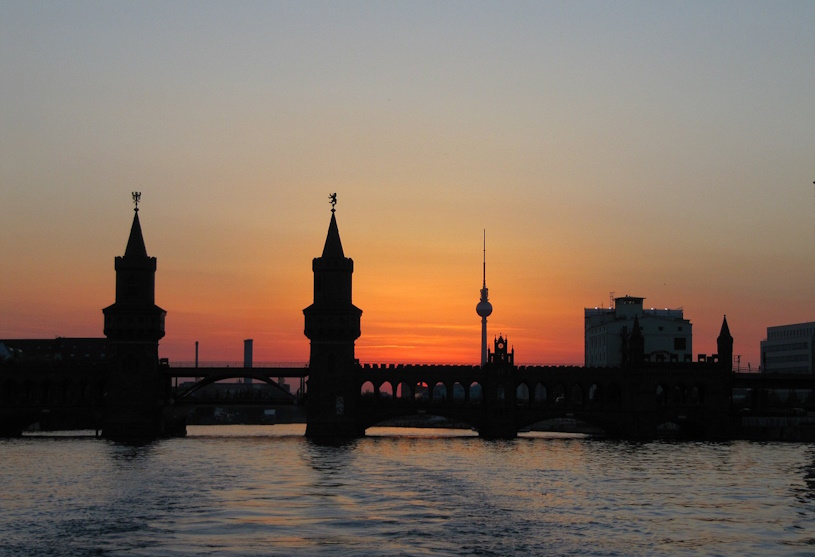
[674,338,687,350]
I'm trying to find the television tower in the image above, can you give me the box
[475,230,493,366]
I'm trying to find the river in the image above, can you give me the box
[1,425,813,556]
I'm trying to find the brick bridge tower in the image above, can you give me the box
[303,195,363,438]
[102,193,173,438]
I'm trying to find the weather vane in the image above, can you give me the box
[329,192,337,213]
[132,191,141,211]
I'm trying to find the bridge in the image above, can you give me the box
[2,348,812,438]
[1,199,814,439]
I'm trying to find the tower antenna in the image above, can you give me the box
[482,229,487,288]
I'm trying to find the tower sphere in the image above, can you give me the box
[476,299,493,317]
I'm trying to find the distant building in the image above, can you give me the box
[584,296,692,367]
[760,321,815,374]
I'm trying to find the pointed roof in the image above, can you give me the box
[321,212,345,259]
[718,315,732,341]
[124,210,149,259]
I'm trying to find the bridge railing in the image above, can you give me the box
[166,361,308,368]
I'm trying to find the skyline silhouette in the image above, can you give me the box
[2,3,814,368]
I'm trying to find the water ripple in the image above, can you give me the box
[1,429,813,556]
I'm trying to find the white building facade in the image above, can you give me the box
[760,321,815,374]
[585,296,693,367]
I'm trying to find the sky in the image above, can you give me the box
[1,1,813,369]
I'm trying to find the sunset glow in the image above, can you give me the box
[2,2,813,370]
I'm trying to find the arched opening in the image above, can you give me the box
[553,384,565,407]
[432,382,447,402]
[588,384,600,407]
[469,382,482,403]
[378,381,393,400]
[452,382,465,402]
[396,382,412,401]
[656,385,666,405]
[669,385,683,405]
[516,383,530,405]
[415,382,429,402]
[361,381,375,400]
[571,384,584,407]
[688,385,702,404]
[534,383,547,404]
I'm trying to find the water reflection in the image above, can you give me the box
[2,428,815,556]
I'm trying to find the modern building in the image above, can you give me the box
[584,296,693,367]
[760,321,815,374]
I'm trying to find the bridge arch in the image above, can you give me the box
[432,382,447,402]
[656,384,667,405]
[469,382,482,403]
[668,384,684,404]
[571,383,584,407]
[516,383,530,405]
[533,383,546,404]
[175,372,294,402]
[361,381,375,399]
[552,383,565,406]
[396,381,411,401]
[587,383,600,408]
[377,381,394,400]
[452,382,465,402]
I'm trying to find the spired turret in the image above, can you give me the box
[303,197,364,438]
[103,204,166,342]
[101,193,176,439]
[717,315,733,371]
[303,209,362,343]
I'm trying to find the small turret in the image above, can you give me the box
[717,315,733,371]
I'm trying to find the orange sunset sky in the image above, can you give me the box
[1,2,814,369]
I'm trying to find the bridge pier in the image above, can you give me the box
[0,421,23,438]
[477,423,517,440]
[305,413,365,439]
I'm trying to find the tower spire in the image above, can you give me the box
[476,230,493,366]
